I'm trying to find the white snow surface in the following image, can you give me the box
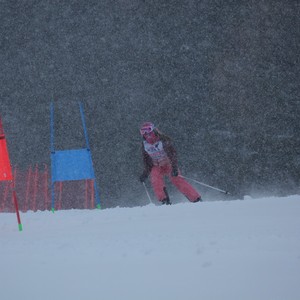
[1,195,300,300]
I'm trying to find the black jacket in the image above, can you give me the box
[141,132,178,176]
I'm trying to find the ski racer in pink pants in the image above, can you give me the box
[139,122,201,204]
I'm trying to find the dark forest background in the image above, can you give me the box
[1,0,299,208]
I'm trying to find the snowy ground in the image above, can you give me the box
[1,195,300,300]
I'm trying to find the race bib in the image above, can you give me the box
[143,141,168,163]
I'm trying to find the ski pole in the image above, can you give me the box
[179,175,231,195]
[142,182,153,204]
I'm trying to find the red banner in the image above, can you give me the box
[0,118,13,181]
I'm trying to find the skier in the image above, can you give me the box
[139,122,202,204]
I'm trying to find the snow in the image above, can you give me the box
[1,195,300,300]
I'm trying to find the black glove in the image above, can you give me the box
[139,173,148,183]
[171,167,179,177]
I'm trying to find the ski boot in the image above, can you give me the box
[193,197,202,203]
[162,187,172,205]
[161,198,172,205]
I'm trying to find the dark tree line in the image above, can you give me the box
[1,0,299,208]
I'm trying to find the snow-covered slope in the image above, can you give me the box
[1,195,300,300]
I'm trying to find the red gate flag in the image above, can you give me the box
[0,116,22,231]
[0,117,13,181]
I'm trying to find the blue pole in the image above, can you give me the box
[79,102,101,209]
[79,102,90,150]
[50,103,55,212]
[50,103,55,153]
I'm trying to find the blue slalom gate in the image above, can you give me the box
[50,102,101,211]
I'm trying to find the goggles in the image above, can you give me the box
[140,125,155,135]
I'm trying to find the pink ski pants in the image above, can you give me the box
[150,164,200,202]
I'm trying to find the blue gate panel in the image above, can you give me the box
[51,149,94,182]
